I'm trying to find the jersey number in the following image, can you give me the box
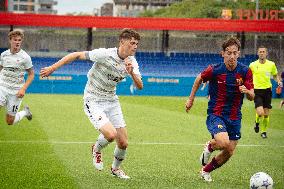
[12,105,19,113]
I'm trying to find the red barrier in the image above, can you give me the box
[0,13,283,33]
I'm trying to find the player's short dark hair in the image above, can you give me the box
[8,29,24,40]
[222,37,241,51]
[119,28,140,41]
[258,45,267,50]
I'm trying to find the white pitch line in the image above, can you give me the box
[0,140,283,148]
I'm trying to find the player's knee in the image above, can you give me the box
[218,140,230,150]
[6,114,16,125]
[257,110,264,116]
[6,119,14,125]
[118,140,128,149]
[105,131,117,142]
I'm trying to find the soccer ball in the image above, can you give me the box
[250,172,273,189]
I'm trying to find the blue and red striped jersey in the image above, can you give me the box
[201,62,253,120]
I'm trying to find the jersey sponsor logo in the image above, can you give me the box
[107,74,124,83]
[3,67,17,72]
[108,57,127,75]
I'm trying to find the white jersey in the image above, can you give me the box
[84,47,141,101]
[0,49,33,94]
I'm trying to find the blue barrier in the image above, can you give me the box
[28,74,202,96]
[28,55,280,97]
[27,74,283,97]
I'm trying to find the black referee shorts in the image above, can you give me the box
[254,88,272,109]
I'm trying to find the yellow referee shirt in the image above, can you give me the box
[249,59,278,89]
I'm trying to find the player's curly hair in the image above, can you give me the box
[119,28,140,41]
[222,37,241,51]
[8,29,24,40]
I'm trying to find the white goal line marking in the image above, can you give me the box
[0,140,283,148]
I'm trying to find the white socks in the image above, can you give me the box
[112,146,126,170]
[94,134,110,153]
[13,110,27,124]
[93,134,127,170]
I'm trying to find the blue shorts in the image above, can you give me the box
[206,114,241,140]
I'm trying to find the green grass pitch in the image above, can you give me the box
[0,94,283,189]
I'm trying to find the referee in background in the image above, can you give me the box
[249,46,282,138]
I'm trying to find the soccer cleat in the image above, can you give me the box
[261,132,267,139]
[200,168,212,182]
[92,145,103,171]
[111,168,130,179]
[24,105,32,121]
[200,141,212,166]
[254,122,259,133]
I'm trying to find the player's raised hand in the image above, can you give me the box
[125,58,134,74]
[40,66,55,77]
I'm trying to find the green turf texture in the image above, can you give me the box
[0,94,283,189]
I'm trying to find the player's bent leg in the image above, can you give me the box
[201,133,234,182]
[111,127,130,179]
[214,140,238,166]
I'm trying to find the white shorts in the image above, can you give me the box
[84,99,126,130]
[0,87,22,116]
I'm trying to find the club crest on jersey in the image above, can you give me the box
[217,124,223,129]
[236,77,243,86]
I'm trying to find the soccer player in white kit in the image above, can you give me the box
[40,29,143,179]
[0,29,34,125]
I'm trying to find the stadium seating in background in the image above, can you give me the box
[31,52,257,77]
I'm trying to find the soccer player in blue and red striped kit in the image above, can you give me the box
[185,37,255,182]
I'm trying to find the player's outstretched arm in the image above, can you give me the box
[40,51,87,77]
[185,74,203,113]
